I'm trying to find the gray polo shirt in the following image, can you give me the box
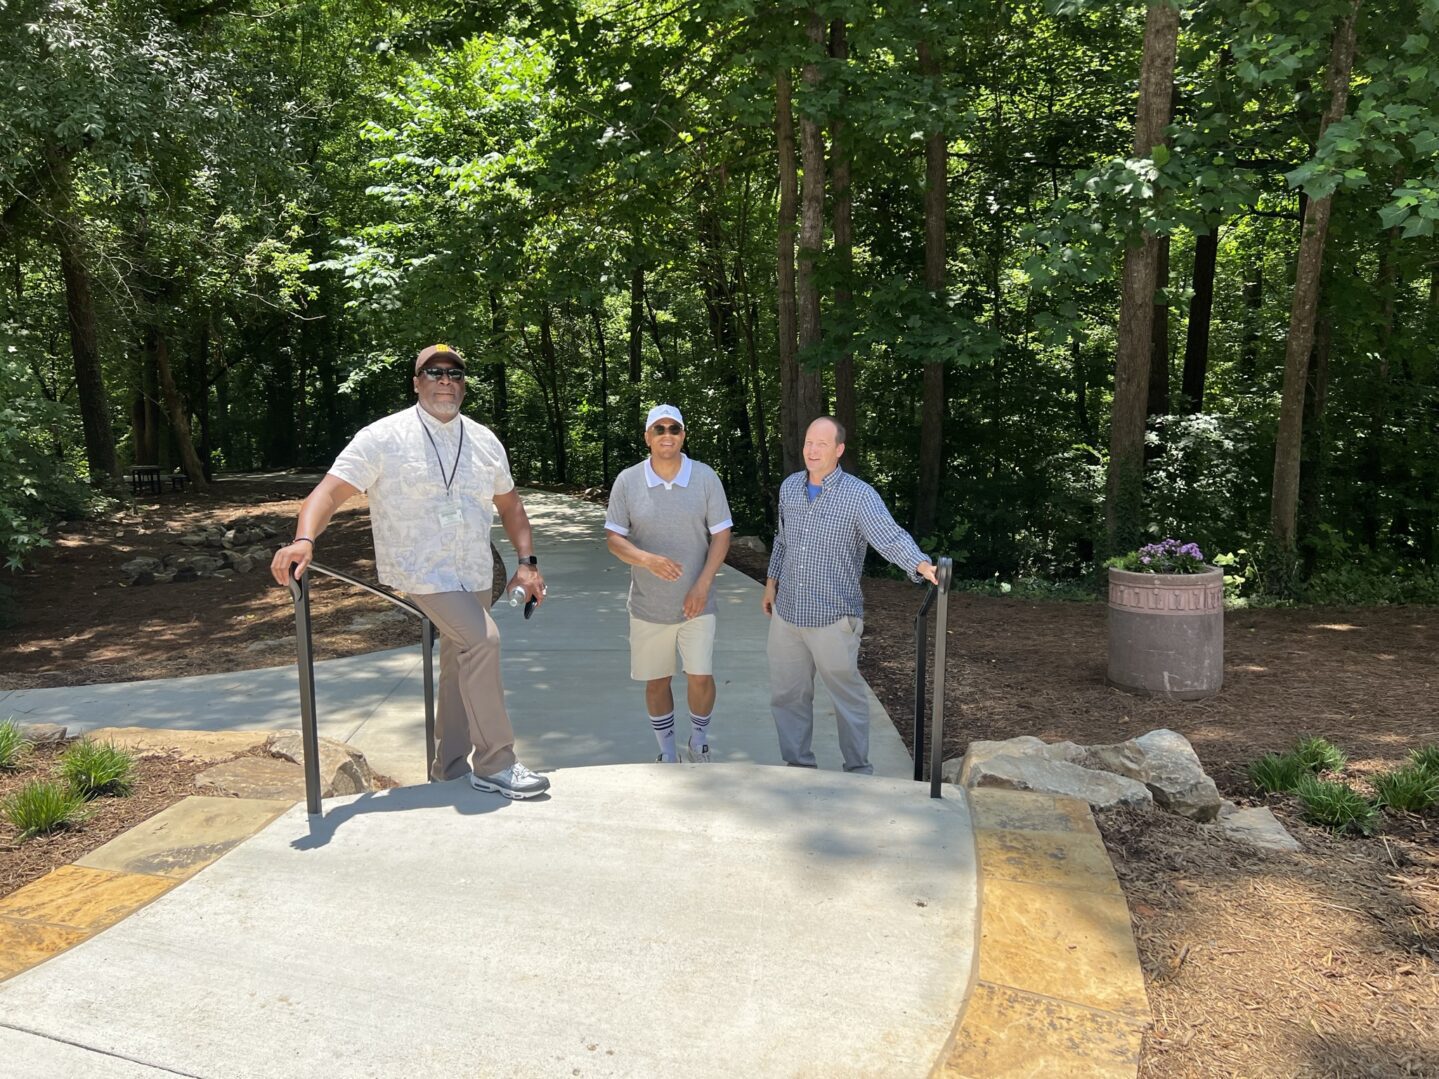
[605,455,733,624]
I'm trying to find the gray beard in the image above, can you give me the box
[423,400,461,421]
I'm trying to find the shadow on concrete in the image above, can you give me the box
[288,778,526,851]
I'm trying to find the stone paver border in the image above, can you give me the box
[934,787,1150,1077]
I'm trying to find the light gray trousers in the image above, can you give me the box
[767,612,874,774]
[407,591,517,781]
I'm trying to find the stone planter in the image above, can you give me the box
[1107,566,1223,700]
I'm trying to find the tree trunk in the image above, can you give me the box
[149,328,207,488]
[1268,0,1362,578]
[1181,226,1219,412]
[915,37,946,540]
[829,18,859,475]
[538,306,568,484]
[487,289,509,444]
[48,147,116,482]
[775,67,802,475]
[590,306,612,487]
[1239,257,1263,381]
[794,10,826,440]
[1298,307,1332,577]
[1105,0,1180,555]
[1146,236,1171,421]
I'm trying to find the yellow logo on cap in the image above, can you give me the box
[434,343,451,351]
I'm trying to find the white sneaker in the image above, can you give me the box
[656,752,681,764]
[686,742,711,763]
[469,761,550,799]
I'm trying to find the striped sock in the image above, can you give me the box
[689,712,711,752]
[650,712,678,762]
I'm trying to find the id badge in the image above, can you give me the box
[437,502,463,531]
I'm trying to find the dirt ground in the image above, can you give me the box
[3,481,1438,1076]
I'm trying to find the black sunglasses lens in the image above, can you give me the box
[652,424,683,435]
[422,368,465,382]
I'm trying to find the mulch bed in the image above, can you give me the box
[0,742,214,900]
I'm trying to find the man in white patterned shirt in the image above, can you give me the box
[605,405,733,763]
[270,344,551,799]
[763,416,937,774]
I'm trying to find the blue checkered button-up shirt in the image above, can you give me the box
[766,467,929,627]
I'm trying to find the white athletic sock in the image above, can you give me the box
[650,712,678,761]
[689,712,711,750]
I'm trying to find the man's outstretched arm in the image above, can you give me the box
[269,474,361,585]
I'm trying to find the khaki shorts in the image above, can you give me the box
[629,614,716,680]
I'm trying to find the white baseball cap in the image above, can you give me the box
[645,404,684,429]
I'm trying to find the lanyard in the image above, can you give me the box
[416,406,465,497]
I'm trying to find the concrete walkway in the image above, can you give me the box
[0,488,991,1077]
[0,490,918,785]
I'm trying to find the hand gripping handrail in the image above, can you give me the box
[912,557,954,798]
[286,563,437,816]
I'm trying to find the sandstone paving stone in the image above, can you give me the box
[977,876,1149,1020]
[0,866,173,932]
[0,919,88,981]
[967,788,1100,837]
[974,828,1124,895]
[194,756,306,800]
[76,795,293,880]
[940,981,1144,1078]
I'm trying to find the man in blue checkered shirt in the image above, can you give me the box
[762,416,938,774]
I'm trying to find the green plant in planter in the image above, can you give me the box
[2,780,87,838]
[0,717,32,769]
[1373,766,1439,813]
[59,739,135,798]
[1293,774,1380,836]
[1107,538,1209,574]
[1293,735,1347,774]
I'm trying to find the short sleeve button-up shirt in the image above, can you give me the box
[328,405,515,595]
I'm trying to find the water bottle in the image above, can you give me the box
[508,585,527,608]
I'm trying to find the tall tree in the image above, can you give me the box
[1268,0,1362,575]
[829,18,859,472]
[1105,0,1180,554]
[775,66,803,474]
[915,36,947,539]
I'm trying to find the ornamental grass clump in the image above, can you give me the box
[1409,744,1439,777]
[1,780,86,839]
[59,739,135,798]
[1293,774,1381,836]
[1372,766,1439,814]
[1108,538,1208,574]
[1248,751,1307,793]
[1293,735,1347,774]
[0,717,31,769]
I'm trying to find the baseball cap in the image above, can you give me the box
[645,404,684,429]
[415,344,466,372]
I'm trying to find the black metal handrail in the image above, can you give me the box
[912,557,954,798]
[286,563,436,816]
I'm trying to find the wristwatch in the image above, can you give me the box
[517,555,539,566]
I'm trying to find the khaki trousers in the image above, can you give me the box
[767,612,874,774]
[407,591,516,780]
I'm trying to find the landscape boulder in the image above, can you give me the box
[266,731,377,796]
[731,535,768,555]
[121,556,164,579]
[964,752,1154,811]
[17,722,68,744]
[1216,800,1301,852]
[1070,729,1222,822]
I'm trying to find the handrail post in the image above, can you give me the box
[913,582,937,782]
[421,618,437,782]
[288,570,323,815]
[928,557,953,799]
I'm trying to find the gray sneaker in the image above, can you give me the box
[686,743,711,763]
[656,752,681,764]
[469,761,550,799]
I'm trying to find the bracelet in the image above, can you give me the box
[293,537,314,545]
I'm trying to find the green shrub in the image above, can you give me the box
[1409,744,1439,777]
[1372,766,1439,814]
[0,717,32,769]
[59,739,135,798]
[1293,736,1347,774]
[1,780,86,838]
[1293,774,1381,836]
[1248,752,1306,794]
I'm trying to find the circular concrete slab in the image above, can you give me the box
[0,765,978,1078]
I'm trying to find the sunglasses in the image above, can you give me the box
[419,367,466,383]
[650,423,684,435]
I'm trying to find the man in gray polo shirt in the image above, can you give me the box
[605,405,733,763]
